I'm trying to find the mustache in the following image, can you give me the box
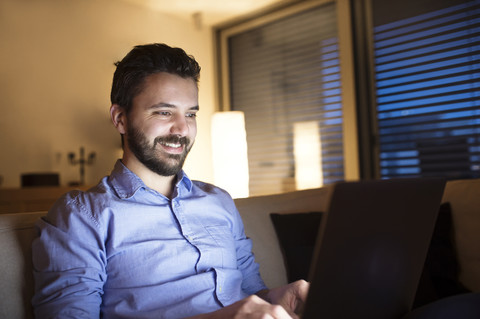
[153,135,190,148]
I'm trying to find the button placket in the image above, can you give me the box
[172,200,194,243]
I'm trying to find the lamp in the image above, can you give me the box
[293,121,324,190]
[211,111,249,198]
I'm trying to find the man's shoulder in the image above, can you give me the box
[188,180,239,215]
[47,177,116,221]
[60,178,111,204]
[191,180,231,197]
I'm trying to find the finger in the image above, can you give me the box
[269,304,294,319]
[289,280,310,315]
[293,279,310,300]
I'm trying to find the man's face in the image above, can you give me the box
[124,72,198,176]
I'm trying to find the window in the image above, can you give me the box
[372,0,480,179]
[217,0,357,196]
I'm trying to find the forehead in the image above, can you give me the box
[133,72,198,109]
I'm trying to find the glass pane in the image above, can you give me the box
[373,0,480,179]
[228,2,344,195]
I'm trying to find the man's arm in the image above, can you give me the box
[217,193,310,318]
[32,194,106,318]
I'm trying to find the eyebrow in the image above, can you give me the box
[149,103,199,111]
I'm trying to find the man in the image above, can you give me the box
[32,43,308,318]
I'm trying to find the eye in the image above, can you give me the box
[153,111,171,116]
[186,113,197,118]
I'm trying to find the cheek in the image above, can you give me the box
[189,122,197,139]
[142,122,170,138]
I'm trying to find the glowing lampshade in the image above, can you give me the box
[293,121,324,190]
[211,111,249,198]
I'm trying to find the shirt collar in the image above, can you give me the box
[176,170,193,192]
[108,160,193,199]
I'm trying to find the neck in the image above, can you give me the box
[121,156,177,199]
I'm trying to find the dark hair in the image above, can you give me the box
[110,43,201,113]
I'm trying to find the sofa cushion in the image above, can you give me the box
[270,212,323,283]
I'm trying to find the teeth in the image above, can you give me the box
[163,142,181,148]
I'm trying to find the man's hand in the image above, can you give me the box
[257,280,310,318]
[189,280,309,319]
[191,294,295,319]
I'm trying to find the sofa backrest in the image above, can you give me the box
[234,186,333,288]
[0,211,46,318]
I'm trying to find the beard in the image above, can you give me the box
[126,125,193,177]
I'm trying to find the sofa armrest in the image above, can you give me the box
[0,211,47,319]
[442,178,480,292]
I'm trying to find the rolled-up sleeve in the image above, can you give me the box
[229,203,267,295]
[32,194,107,319]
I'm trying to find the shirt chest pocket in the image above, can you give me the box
[204,225,237,269]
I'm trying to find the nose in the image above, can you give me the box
[170,114,189,136]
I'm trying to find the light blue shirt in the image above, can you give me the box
[32,160,266,318]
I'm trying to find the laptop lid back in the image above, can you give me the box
[302,178,446,319]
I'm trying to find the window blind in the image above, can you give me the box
[227,2,344,196]
[373,0,480,179]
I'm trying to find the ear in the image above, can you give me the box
[110,104,127,134]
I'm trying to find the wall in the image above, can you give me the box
[0,0,215,187]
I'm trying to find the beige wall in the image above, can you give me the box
[0,0,216,187]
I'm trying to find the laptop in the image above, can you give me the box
[301,178,446,319]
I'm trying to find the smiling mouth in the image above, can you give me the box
[158,141,184,154]
[155,136,189,154]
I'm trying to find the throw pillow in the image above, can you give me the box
[270,212,323,283]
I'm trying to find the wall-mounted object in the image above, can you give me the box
[68,147,95,185]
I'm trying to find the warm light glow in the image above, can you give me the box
[211,111,249,198]
[293,121,323,190]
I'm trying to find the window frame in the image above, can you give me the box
[214,0,360,192]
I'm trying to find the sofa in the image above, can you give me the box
[1,178,478,318]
